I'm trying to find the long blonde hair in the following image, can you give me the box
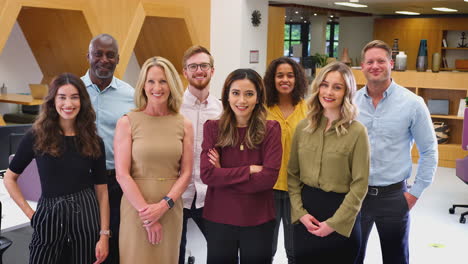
[134,56,183,113]
[304,61,358,135]
[217,69,267,149]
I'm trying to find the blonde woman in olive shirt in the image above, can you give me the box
[264,57,308,263]
[288,62,370,264]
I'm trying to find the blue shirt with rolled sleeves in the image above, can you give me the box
[354,80,438,198]
[81,71,135,170]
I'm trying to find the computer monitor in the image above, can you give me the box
[0,124,32,170]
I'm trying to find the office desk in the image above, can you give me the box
[0,179,37,232]
[0,94,43,106]
[0,94,43,126]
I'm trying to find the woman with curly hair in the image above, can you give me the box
[4,73,109,264]
[264,57,308,263]
[200,68,282,264]
[288,62,370,263]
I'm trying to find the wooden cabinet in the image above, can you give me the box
[351,69,468,168]
[440,30,468,71]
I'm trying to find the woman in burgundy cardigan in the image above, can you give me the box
[200,68,282,264]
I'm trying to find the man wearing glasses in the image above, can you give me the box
[179,45,222,264]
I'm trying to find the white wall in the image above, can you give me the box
[122,52,140,88]
[210,0,269,99]
[309,15,327,56]
[0,22,42,114]
[339,17,375,66]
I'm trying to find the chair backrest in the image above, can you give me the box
[462,108,468,151]
[9,155,41,202]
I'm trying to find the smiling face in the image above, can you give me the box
[183,52,214,90]
[87,36,119,80]
[144,66,170,106]
[55,84,81,122]
[361,47,393,85]
[275,63,295,97]
[228,78,258,126]
[318,71,346,115]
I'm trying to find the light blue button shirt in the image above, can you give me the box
[354,81,438,198]
[81,71,135,170]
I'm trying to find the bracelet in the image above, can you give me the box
[100,230,111,237]
[163,196,175,209]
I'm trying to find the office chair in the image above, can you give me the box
[0,202,13,264]
[449,107,468,223]
[9,155,41,202]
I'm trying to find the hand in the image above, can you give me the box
[145,221,163,245]
[299,214,320,233]
[139,201,168,224]
[310,221,335,237]
[403,191,418,210]
[208,148,221,168]
[27,210,35,220]
[249,165,263,174]
[93,236,109,264]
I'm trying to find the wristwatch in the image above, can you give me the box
[100,230,111,237]
[163,196,175,209]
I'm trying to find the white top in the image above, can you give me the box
[180,89,222,209]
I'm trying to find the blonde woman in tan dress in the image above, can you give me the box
[114,56,194,263]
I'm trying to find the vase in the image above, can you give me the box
[340,48,351,66]
[432,52,441,73]
[391,39,399,69]
[395,51,407,71]
[416,39,428,72]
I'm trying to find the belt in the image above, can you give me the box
[106,169,116,176]
[368,181,405,196]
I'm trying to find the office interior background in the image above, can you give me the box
[1,0,468,263]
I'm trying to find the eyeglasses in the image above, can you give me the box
[186,63,212,72]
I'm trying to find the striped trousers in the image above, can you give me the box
[29,188,101,264]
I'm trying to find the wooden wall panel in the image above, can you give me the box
[267,6,285,66]
[17,7,92,84]
[374,17,468,70]
[0,0,210,80]
[134,16,193,72]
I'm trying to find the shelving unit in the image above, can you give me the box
[351,69,468,168]
[441,30,468,71]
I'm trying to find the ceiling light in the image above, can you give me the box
[314,13,317,16]
[395,11,420,15]
[330,15,334,18]
[350,0,359,2]
[295,11,299,14]
[432,7,458,12]
[301,17,303,19]
[304,21,307,23]
[290,19,293,22]
[334,2,368,8]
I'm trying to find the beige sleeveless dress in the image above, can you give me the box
[120,111,184,264]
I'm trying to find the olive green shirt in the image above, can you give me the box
[288,117,370,237]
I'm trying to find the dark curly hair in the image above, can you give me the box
[33,73,101,158]
[264,57,307,107]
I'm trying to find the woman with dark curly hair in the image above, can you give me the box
[201,68,282,263]
[4,73,110,264]
[264,57,308,263]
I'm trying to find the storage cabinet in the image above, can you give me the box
[351,69,468,168]
[440,30,468,71]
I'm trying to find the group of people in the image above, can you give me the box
[3,33,438,264]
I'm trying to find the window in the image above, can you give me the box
[326,22,339,58]
[284,23,310,57]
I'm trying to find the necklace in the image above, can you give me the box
[240,142,245,151]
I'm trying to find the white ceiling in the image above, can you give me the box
[272,0,468,15]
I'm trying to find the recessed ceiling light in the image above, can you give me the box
[304,21,307,23]
[334,2,368,8]
[301,17,303,19]
[284,16,287,18]
[295,11,299,14]
[395,11,421,15]
[432,7,458,12]
[350,0,359,2]
[314,13,317,16]
[330,15,334,18]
